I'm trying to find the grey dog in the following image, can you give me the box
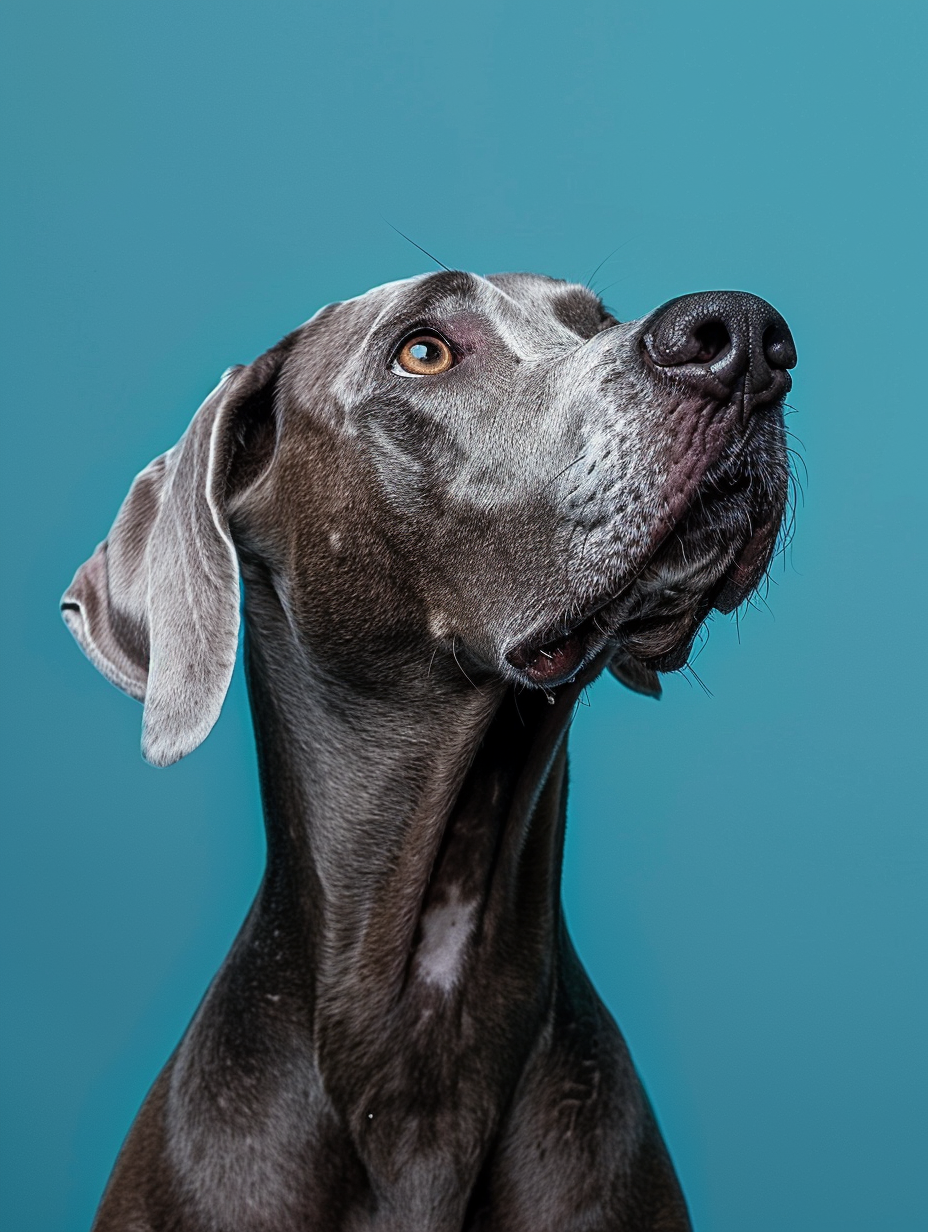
[62,269,796,1230]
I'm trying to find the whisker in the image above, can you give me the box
[383,219,453,273]
[785,447,809,490]
[585,242,630,290]
[674,662,712,696]
[451,635,483,692]
[595,273,634,299]
[550,453,587,483]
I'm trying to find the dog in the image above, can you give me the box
[62,270,795,1230]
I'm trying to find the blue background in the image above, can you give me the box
[1,1,925,1228]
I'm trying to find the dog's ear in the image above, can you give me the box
[608,649,662,699]
[61,350,282,767]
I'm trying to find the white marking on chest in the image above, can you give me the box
[416,888,477,990]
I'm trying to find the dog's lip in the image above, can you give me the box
[710,509,782,614]
[505,614,600,686]
[504,540,676,688]
[504,437,787,689]
[505,513,777,686]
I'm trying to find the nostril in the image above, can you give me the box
[691,320,731,365]
[645,292,795,393]
[762,322,798,371]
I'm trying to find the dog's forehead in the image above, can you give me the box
[277,270,614,422]
[334,269,607,347]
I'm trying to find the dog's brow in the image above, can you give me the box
[363,271,484,337]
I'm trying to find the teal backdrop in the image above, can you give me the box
[1,1,925,1228]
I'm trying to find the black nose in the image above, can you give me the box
[643,291,796,404]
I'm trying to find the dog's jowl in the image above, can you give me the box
[62,271,796,1231]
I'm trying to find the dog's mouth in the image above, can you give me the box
[504,615,601,686]
[505,456,787,689]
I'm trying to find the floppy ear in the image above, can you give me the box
[61,352,281,767]
[608,648,662,699]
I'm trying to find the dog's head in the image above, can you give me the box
[63,271,795,765]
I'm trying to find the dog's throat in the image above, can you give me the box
[243,610,584,1039]
[407,685,573,995]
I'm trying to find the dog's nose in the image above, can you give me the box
[643,291,796,403]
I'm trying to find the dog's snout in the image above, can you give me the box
[643,291,797,404]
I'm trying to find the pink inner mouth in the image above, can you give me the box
[505,619,594,685]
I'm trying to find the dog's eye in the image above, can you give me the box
[392,333,455,377]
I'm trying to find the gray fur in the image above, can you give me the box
[61,270,794,1230]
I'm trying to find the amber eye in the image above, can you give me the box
[393,333,455,376]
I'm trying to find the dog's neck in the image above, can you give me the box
[236,575,591,1157]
